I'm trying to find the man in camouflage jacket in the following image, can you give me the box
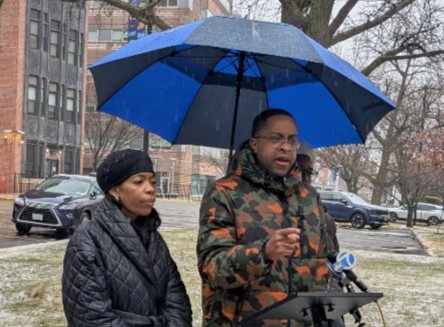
[197,109,329,327]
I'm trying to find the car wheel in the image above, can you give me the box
[389,212,398,223]
[350,213,366,229]
[15,223,31,235]
[370,224,382,230]
[427,216,440,226]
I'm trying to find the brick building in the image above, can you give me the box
[0,0,86,192]
[0,0,231,195]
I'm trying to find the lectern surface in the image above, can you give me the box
[242,292,383,326]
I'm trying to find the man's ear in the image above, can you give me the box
[249,138,258,153]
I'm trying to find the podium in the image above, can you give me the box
[241,292,383,326]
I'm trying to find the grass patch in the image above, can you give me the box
[1,228,444,327]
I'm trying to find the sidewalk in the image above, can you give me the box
[0,194,17,201]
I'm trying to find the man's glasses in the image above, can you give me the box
[254,135,299,149]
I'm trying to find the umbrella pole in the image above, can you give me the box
[229,51,246,160]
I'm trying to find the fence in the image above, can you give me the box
[0,172,203,202]
[156,184,203,202]
[0,172,41,194]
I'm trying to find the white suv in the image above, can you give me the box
[388,203,443,226]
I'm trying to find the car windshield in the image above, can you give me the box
[35,177,90,196]
[345,193,369,205]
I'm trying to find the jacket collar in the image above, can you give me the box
[95,198,159,290]
[227,145,302,196]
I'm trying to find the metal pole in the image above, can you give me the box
[143,131,149,153]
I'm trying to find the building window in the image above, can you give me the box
[66,89,75,123]
[79,33,84,67]
[48,83,58,120]
[88,30,98,42]
[150,135,171,150]
[50,20,60,57]
[159,0,178,6]
[62,24,68,60]
[88,1,102,9]
[112,30,124,41]
[60,85,65,120]
[98,29,112,41]
[42,13,48,51]
[27,76,38,115]
[68,30,78,64]
[77,90,82,121]
[64,149,74,174]
[40,78,46,116]
[30,9,40,49]
[26,142,37,177]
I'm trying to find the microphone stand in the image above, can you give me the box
[338,275,366,327]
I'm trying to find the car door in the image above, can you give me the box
[417,204,438,222]
[332,193,355,221]
[321,193,348,222]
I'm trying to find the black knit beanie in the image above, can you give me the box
[96,149,154,193]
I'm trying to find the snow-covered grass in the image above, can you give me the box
[0,227,443,327]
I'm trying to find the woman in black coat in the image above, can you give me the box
[62,149,192,327]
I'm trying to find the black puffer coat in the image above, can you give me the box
[62,198,192,326]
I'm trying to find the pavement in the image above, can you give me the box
[0,194,425,256]
[0,194,17,201]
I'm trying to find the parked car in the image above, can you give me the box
[388,203,443,226]
[12,174,104,235]
[319,191,390,229]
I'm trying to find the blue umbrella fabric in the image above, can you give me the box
[90,16,395,153]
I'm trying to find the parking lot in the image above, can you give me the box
[0,199,424,255]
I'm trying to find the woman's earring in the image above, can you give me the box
[114,195,120,202]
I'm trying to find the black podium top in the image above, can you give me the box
[241,292,383,326]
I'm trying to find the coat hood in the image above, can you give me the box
[227,144,302,196]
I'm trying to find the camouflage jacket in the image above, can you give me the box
[197,146,329,327]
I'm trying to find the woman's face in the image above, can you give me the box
[110,172,156,220]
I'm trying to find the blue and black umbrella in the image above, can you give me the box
[90,16,395,156]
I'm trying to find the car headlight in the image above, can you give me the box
[59,203,78,210]
[14,197,25,206]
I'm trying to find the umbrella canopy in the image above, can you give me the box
[90,16,395,153]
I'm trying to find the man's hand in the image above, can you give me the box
[264,228,300,262]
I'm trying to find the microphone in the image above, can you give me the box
[327,251,368,293]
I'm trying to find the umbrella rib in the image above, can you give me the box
[172,48,235,145]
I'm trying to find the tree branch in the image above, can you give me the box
[328,0,358,39]
[331,0,415,46]
[279,0,309,30]
[363,48,444,76]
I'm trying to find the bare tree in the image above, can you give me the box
[62,0,171,30]
[201,149,230,178]
[394,126,444,226]
[234,0,444,204]
[85,112,143,170]
[316,145,370,194]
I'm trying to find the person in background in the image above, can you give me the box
[295,144,340,254]
[62,149,192,327]
[197,109,329,327]
[296,146,345,327]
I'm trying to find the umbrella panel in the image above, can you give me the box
[97,46,367,150]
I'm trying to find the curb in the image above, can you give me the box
[409,227,434,257]
[0,239,69,255]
